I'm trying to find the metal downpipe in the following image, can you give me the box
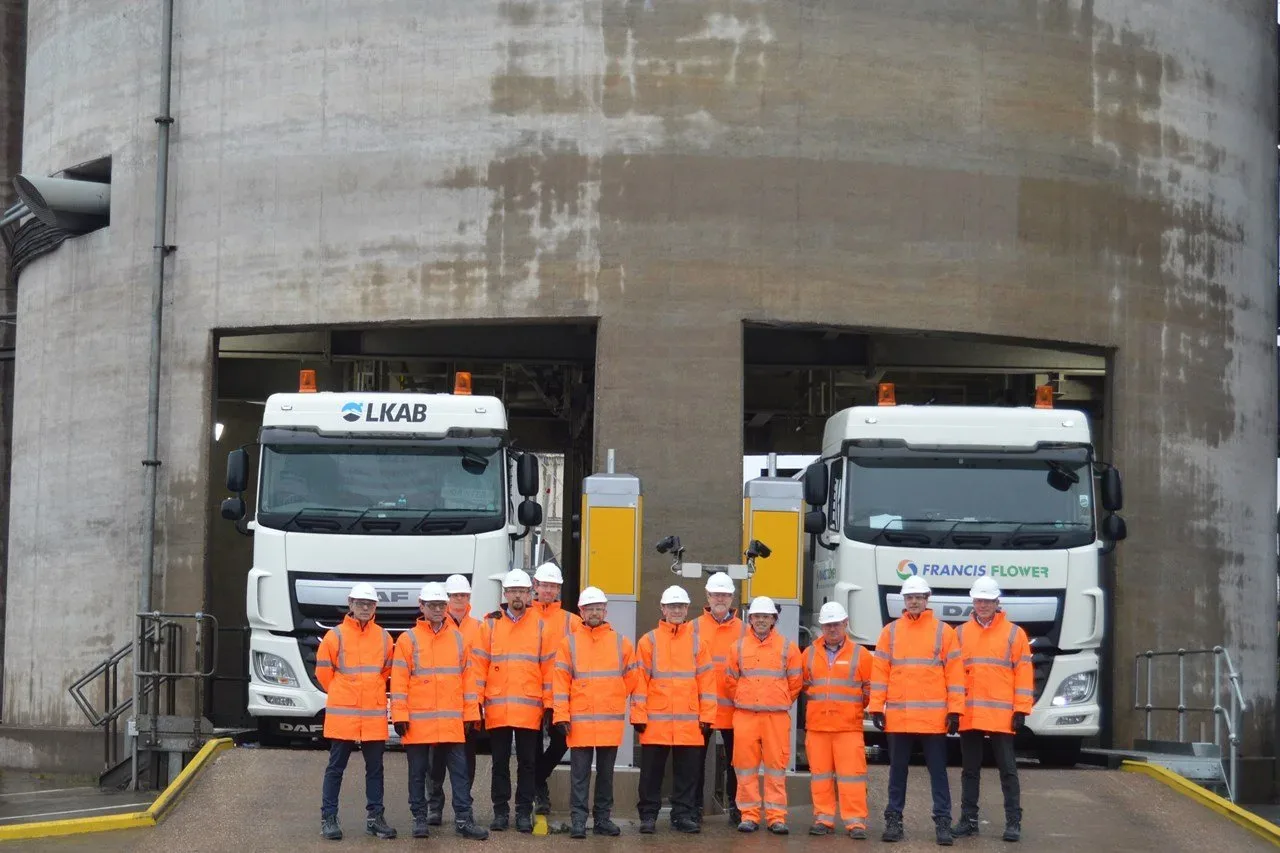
[135,0,175,791]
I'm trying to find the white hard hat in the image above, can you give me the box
[533,562,564,584]
[660,586,691,605]
[705,572,735,594]
[444,574,472,595]
[578,586,608,607]
[901,576,931,596]
[970,577,1002,601]
[747,596,778,616]
[502,569,533,589]
[419,582,448,603]
[349,582,378,602]
[818,601,849,624]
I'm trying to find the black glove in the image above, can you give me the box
[1012,712,1026,733]
[543,708,554,729]
[870,712,885,731]
[946,713,960,735]
[554,721,570,737]
[465,720,480,736]
[394,721,409,737]
[633,723,646,734]
[700,722,712,736]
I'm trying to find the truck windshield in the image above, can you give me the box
[843,449,1095,549]
[258,443,504,534]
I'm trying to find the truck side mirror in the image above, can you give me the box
[803,462,828,507]
[517,499,542,527]
[221,496,246,521]
[1100,468,1123,513]
[226,448,249,494]
[516,453,539,498]
[1102,513,1127,542]
[804,509,826,535]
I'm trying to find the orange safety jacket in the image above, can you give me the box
[802,638,872,732]
[867,609,965,734]
[448,607,484,652]
[631,620,717,746]
[474,607,556,730]
[316,614,394,741]
[693,608,747,728]
[390,617,480,744]
[552,622,639,747]
[726,629,803,714]
[534,600,583,654]
[956,611,1034,732]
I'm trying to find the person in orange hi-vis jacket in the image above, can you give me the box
[692,571,747,826]
[631,585,717,834]
[552,586,640,839]
[315,582,397,841]
[867,575,965,845]
[425,573,486,829]
[531,561,584,816]
[726,595,804,835]
[472,568,557,834]
[391,582,489,842]
[950,577,1034,844]
[802,601,874,840]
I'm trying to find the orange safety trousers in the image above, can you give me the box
[805,730,868,829]
[732,711,791,826]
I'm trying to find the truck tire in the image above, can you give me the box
[1035,738,1082,768]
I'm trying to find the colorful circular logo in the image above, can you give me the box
[341,401,363,423]
[896,559,918,580]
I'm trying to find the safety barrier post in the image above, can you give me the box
[580,453,642,767]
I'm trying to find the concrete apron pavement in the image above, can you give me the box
[0,769,152,828]
[10,747,1276,852]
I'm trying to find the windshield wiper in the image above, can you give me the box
[281,506,351,531]
[1000,520,1088,548]
[869,517,939,545]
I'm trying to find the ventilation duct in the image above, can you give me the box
[12,175,109,234]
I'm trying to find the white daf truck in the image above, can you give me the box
[220,380,542,738]
[800,389,1127,766]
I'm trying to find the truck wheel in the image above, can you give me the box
[1035,738,1082,768]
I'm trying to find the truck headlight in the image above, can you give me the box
[1051,671,1096,706]
[254,652,299,688]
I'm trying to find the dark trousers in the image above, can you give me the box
[638,744,700,822]
[885,733,951,820]
[321,739,385,818]
[409,743,475,823]
[697,727,737,814]
[490,726,540,817]
[959,731,1021,821]
[428,735,478,820]
[569,746,618,825]
[537,720,569,788]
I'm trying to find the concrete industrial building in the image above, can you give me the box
[0,0,1275,793]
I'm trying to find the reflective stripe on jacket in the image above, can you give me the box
[534,600,583,656]
[726,629,803,716]
[474,607,556,730]
[552,622,639,747]
[802,639,872,732]
[867,609,964,734]
[631,620,717,745]
[316,614,393,741]
[390,618,479,744]
[693,608,746,728]
[449,609,484,652]
[956,611,1034,732]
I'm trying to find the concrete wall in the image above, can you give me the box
[6,0,1276,783]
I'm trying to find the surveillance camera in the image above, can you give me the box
[747,539,771,560]
[656,535,681,555]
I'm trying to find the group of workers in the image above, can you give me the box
[316,565,1032,847]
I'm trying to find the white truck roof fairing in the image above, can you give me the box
[821,405,1092,457]
[261,392,508,435]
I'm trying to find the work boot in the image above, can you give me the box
[366,810,398,840]
[768,822,790,835]
[848,824,868,840]
[412,815,431,839]
[673,817,701,834]
[321,814,343,841]
[951,814,979,838]
[881,812,904,843]
[489,813,510,832]
[426,804,443,826]
[535,782,552,815]
[457,821,490,840]
[570,821,587,839]
[738,820,760,833]
[729,807,742,826]
[808,823,833,836]
[934,816,953,846]
[516,813,534,834]
[639,817,657,834]
[1002,820,1021,843]
[593,818,621,836]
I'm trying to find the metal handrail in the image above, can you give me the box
[1134,646,1247,801]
